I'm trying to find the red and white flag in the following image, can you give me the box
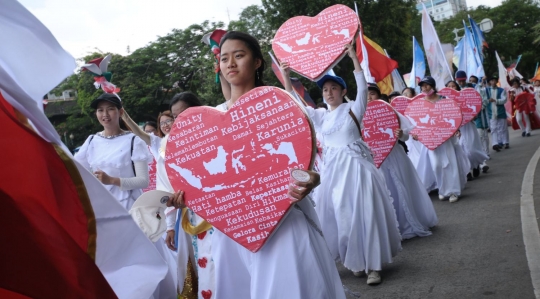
[0,1,168,298]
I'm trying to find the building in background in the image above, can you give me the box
[417,0,467,21]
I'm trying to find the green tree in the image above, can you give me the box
[435,0,540,79]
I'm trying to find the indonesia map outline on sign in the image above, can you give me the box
[272,4,359,81]
[362,100,400,168]
[404,97,463,150]
[165,86,314,252]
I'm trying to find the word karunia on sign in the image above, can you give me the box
[165,87,315,252]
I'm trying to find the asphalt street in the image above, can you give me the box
[340,128,540,299]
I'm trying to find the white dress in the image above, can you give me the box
[146,134,191,299]
[379,113,438,239]
[210,104,346,299]
[309,72,402,273]
[459,121,489,169]
[426,115,470,197]
[405,139,438,192]
[75,132,152,210]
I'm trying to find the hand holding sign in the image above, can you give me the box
[165,86,314,252]
[272,4,359,81]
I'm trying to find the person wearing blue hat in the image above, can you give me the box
[411,77,470,203]
[483,75,509,150]
[455,70,474,89]
[280,44,402,286]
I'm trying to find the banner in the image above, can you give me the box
[461,20,485,78]
[421,4,453,88]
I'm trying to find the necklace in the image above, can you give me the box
[97,130,129,139]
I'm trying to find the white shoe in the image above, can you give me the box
[449,194,459,203]
[353,271,363,277]
[438,194,445,200]
[367,271,382,285]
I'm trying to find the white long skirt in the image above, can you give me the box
[380,145,438,239]
[428,137,470,197]
[152,235,179,299]
[315,146,401,273]
[459,122,489,168]
[211,198,345,299]
[406,139,438,192]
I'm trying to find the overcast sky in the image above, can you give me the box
[19,0,503,60]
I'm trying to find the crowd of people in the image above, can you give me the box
[73,30,538,298]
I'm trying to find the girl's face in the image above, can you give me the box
[96,101,122,129]
[367,90,379,102]
[534,81,540,87]
[322,81,346,108]
[421,84,433,93]
[403,89,414,98]
[220,39,261,87]
[446,81,458,90]
[512,81,520,88]
[144,125,157,134]
[159,115,174,135]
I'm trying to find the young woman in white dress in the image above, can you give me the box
[366,84,438,239]
[75,93,151,210]
[413,77,469,203]
[280,44,401,285]
[122,94,207,299]
[168,31,346,299]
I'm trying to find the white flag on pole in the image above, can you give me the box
[421,4,453,88]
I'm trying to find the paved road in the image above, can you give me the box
[340,129,540,299]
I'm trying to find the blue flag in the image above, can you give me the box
[469,16,488,62]
[409,36,426,88]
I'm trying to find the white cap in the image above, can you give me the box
[129,190,172,242]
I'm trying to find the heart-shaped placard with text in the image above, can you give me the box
[390,94,424,115]
[361,100,400,168]
[404,98,463,150]
[165,87,314,252]
[438,87,482,125]
[272,4,359,81]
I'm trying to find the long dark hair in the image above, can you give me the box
[219,31,266,87]
[170,91,202,110]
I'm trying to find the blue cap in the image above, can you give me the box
[317,74,347,90]
[418,76,436,88]
[455,70,467,80]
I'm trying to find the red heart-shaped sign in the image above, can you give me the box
[404,98,463,150]
[438,87,482,125]
[362,100,400,168]
[272,4,359,81]
[390,94,423,114]
[165,87,314,252]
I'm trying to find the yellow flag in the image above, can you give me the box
[377,74,394,95]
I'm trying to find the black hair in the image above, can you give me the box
[521,78,530,84]
[316,102,328,110]
[143,121,157,131]
[511,78,521,86]
[445,80,461,91]
[219,31,266,87]
[389,91,401,100]
[170,91,202,110]
[401,87,416,97]
[380,94,389,103]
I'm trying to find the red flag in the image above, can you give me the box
[356,35,398,82]
[0,95,117,298]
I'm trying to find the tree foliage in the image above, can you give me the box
[49,0,539,148]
